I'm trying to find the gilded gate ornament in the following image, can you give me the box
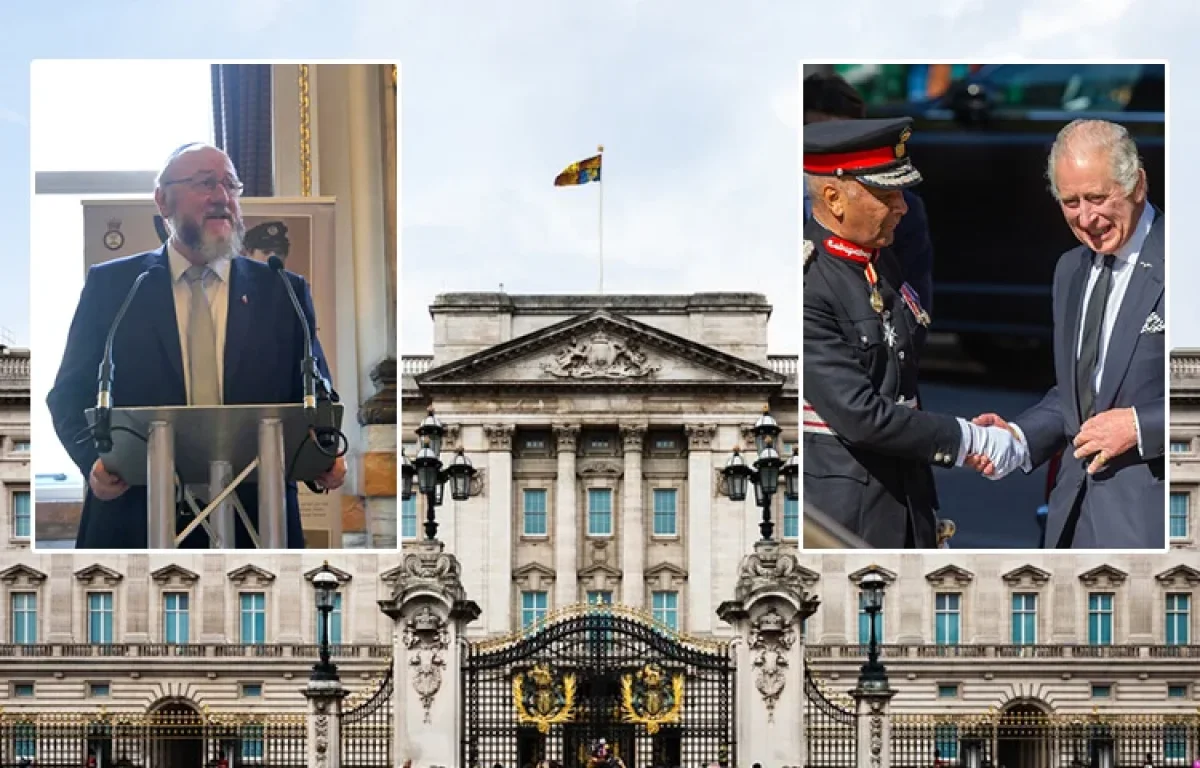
[620,663,684,734]
[512,663,577,733]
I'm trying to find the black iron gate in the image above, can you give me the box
[0,708,306,767]
[804,666,857,767]
[340,664,394,767]
[462,605,735,768]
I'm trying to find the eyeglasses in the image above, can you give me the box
[161,174,245,197]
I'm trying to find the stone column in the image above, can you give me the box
[484,424,515,633]
[380,538,481,768]
[358,358,397,549]
[553,424,580,607]
[620,423,647,609]
[717,540,814,768]
[685,424,716,633]
[853,687,896,768]
[304,678,347,768]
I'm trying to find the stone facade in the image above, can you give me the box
[1169,349,1200,549]
[0,348,30,551]
[400,292,801,641]
[0,552,392,713]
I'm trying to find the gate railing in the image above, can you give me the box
[0,710,306,767]
[891,712,1200,767]
[339,664,394,768]
[804,666,857,768]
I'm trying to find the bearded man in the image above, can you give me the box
[48,143,345,549]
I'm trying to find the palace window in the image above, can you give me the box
[1091,683,1112,698]
[652,591,679,631]
[316,593,343,645]
[521,591,548,628]
[937,683,959,699]
[783,497,799,539]
[241,725,265,760]
[241,683,263,698]
[12,440,29,453]
[1166,725,1189,760]
[1088,593,1114,645]
[1171,440,1191,454]
[88,682,110,698]
[12,682,34,697]
[857,591,884,645]
[239,593,266,645]
[401,495,418,540]
[164,592,189,645]
[587,489,613,536]
[14,723,36,761]
[1166,593,1191,645]
[1170,492,1190,539]
[1168,684,1190,699]
[652,489,677,536]
[523,489,548,536]
[11,592,37,644]
[87,592,113,644]
[12,491,30,539]
[934,592,961,645]
[934,724,958,761]
[1011,593,1038,645]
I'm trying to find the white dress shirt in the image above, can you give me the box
[167,242,230,404]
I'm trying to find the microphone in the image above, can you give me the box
[95,264,166,453]
[267,255,319,415]
[266,255,343,489]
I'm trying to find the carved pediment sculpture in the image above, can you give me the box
[543,330,660,380]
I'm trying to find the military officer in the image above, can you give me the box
[803,117,1018,548]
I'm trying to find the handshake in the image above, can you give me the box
[958,413,1029,481]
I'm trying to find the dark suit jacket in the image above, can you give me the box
[1017,209,1165,549]
[47,247,333,549]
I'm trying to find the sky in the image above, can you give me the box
[3,0,1199,476]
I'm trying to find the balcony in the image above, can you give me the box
[0,643,392,659]
[806,643,1200,661]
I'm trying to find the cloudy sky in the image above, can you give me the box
[1,1,1196,476]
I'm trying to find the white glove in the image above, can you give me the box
[956,420,1029,480]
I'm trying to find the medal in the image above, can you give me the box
[864,263,884,314]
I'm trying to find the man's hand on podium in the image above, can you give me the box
[314,456,347,491]
[89,458,130,501]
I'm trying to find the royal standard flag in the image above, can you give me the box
[554,154,602,186]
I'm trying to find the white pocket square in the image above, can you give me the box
[1141,312,1165,334]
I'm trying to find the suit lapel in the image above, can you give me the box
[143,247,186,391]
[1061,251,1091,432]
[1095,210,1165,411]
[223,256,255,394]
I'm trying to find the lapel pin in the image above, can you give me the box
[1139,262,1152,269]
[241,294,248,304]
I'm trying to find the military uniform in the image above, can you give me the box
[803,118,963,548]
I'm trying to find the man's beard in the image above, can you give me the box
[169,212,244,264]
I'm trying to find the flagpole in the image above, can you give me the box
[598,144,604,295]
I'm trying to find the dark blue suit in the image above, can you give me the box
[47,246,332,549]
[1016,209,1165,549]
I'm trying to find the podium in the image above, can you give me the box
[86,403,343,549]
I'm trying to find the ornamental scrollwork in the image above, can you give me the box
[620,663,684,734]
[512,662,577,733]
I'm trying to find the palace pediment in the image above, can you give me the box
[415,311,784,392]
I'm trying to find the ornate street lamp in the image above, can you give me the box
[721,406,788,541]
[411,408,478,540]
[857,571,888,691]
[310,563,340,682]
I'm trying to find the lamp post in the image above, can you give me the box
[722,407,798,541]
[401,408,477,540]
[857,571,888,691]
[310,563,340,683]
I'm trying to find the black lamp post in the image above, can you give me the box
[311,563,340,682]
[405,408,477,540]
[858,571,888,691]
[722,406,790,541]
